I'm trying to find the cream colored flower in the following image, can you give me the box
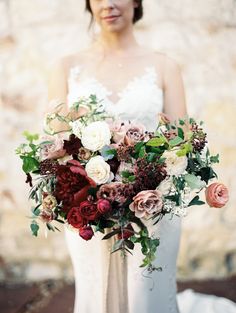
[81,121,111,151]
[162,150,188,176]
[69,120,84,139]
[157,177,173,195]
[85,156,111,185]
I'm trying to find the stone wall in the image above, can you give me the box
[0,0,236,283]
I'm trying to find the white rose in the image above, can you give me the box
[157,177,174,195]
[85,155,111,185]
[81,121,111,152]
[162,150,188,176]
[69,120,84,139]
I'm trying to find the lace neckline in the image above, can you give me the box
[68,65,163,107]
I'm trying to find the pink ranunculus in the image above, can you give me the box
[41,134,66,160]
[97,199,112,214]
[205,182,229,208]
[79,225,94,241]
[129,190,163,218]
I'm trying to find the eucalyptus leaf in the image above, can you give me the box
[184,174,206,190]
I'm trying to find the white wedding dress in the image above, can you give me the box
[64,65,236,313]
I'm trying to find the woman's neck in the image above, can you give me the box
[94,27,139,56]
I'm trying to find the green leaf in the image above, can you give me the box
[146,137,166,147]
[124,239,135,250]
[111,239,124,253]
[139,146,146,158]
[169,136,184,147]
[178,119,185,126]
[46,223,55,231]
[128,175,136,182]
[210,154,219,163]
[176,143,193,157]
[22,156,39,173]
[177,127,184,139]
[184,174,206,190]
[102,229,120,240]
[23,131,39,143]
[135,142,145,153]
[30,221,39,237]
[188,195,205,207]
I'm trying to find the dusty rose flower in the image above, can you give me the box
[41,134,66,160]
[205,182,229,208]
[96,182,127,204]
[129,190,163,218]
[78,147,91,160]
[79,225,94,241]
[97,199,112,214]
[124,123,146,146]
[42,193,57,211]
[67,207,87,229]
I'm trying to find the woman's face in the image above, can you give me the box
[89,0,138,33]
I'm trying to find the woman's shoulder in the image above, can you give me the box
[53,49,92,76]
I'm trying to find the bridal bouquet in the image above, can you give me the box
[16,95,229,272]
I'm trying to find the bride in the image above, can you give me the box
[47,1,236,312]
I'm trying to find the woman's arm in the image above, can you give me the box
[163,56,188,122]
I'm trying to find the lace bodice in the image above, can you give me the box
[67,65,164,131]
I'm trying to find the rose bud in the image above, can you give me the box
[40,209,55,223]
[97,199,112,214]
[117,224,134,240]
[205,182,229,208]
[79,225,94,241]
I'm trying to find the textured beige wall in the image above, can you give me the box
[0,0,236,283]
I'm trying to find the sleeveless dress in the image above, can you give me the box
[64,65,236,313]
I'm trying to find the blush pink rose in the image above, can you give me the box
[129,190,163,218]
[108,120,129,144]
[41,134,66,160]
[205,182,229,208]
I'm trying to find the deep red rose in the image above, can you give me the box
[97,199,112,214]
[55,160,96,213]
[79,225,94,241]
[117,224,134,240]
[79,200,100,221]
[63,134,82,155]
[67,207,87,229]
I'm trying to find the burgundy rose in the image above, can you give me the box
[117,224,134,240]
[67,207,87,229]
[63,134,82,155]
[97,199,112,214]
[79,200,100,221]
[79,225,94,241]
[55,159,96,213]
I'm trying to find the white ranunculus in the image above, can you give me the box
[157,177,174,195]
[81,121,111,152]
[162,150,188,176]
[85,155,111,185]
[69,120,84,139]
